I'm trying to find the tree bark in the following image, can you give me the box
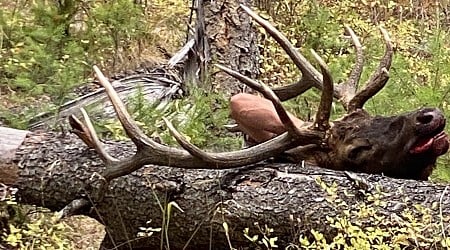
[185,0,260,95]
[2,127,450,249]
[205,0,260,95]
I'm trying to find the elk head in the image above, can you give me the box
[69,5,448,182]
[324,108,448,180]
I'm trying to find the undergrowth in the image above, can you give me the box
[1,195,73,249]
[0,0,188,129]
[240,177,450,249]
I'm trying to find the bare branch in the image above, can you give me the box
[224,124,241,132]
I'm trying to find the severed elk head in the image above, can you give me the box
[70,5,448,181]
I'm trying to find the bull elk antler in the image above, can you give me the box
[70,5,393,182]
[237,5,393,111]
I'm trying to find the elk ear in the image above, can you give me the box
[346,138,372,160]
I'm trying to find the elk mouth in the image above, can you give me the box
[410,109,449,156]
[410,131,449,155]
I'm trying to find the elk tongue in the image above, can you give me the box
[410,131,449,155]
[410,137,434,154]
[432,131,449,156]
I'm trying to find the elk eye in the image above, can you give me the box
[348,145,372,160]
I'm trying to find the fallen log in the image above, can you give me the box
[1,127,449,249]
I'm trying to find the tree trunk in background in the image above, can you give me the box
[185,0,260,95]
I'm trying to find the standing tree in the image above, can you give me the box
[185,0,260,94]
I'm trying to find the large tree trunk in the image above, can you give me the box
[2,127,450,249]
[205,0,260,95]
[185,0,260,95]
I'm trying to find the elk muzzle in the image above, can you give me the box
[410,108,448,156]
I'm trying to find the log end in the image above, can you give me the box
[0,126,29,185]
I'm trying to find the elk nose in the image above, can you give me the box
[416,111,435,125]
[415,108,445,134]
[416,108,444,125]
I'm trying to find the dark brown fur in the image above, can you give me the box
[315,108,448,180]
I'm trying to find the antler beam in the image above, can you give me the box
[70,65,327,182]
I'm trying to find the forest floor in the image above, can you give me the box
[65,216,104,250]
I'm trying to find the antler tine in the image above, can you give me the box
[69,108,117,164]
[240,4,345,101]
[272,81,314,101]
[347,27,393,112]
[216,64,307,139]
[93,66,156,149]
[338,25,364,107]
[162,117,218,163]
[239,5,320,83]
[345,25,364,87]
[311,50,333,131]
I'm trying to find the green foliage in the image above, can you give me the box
[1,196,72,249]
[0,0,189,128]
[0,102,44,129]
[4,215,71,249]
[1,1,87,98]
[243,223,278,249]
[295,178,450,249]
[98,88,242,151]
[240,177,450,249]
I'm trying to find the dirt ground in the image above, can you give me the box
[65,216,105,250]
